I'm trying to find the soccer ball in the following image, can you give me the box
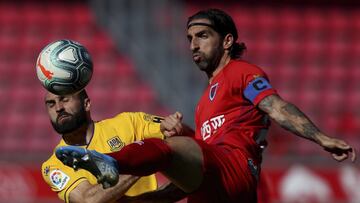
[36,39,93,95]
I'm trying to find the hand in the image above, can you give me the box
[318,135,356,162]
[160,112,183,138]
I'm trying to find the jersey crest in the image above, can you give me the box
[209,83,219,101]
[107,136,125,151]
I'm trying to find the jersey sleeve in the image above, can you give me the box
[41,157,93,203]
[241,64,277,106]
[117,112,164,140]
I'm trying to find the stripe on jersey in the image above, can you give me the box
[244,77,273,103]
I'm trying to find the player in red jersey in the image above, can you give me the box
[56,8,356,202]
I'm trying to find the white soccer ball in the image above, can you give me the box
[36,39,93,95]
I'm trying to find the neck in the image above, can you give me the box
[62,120,94,146]
[208,54,232,83]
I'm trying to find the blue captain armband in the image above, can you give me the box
[244,77,273,103]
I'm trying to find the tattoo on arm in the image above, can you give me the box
[279,120,297,133]
[259,95,322,142]
[302,122,320,139]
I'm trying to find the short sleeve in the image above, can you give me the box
[240,64,277,106]
[243,76,277,105]
[41,157,94,202]
[116,112,164,140]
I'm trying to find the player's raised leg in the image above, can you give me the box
[57,136,204,193]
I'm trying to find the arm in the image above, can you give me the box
[69,175,140,203]
[160,112,194,138]
[118,183,187,203]
[258,94,356,162]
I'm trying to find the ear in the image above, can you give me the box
[84,98,91,111]
[223,34,234,50]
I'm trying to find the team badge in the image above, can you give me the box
[209,83,219,101]
[107,136,125,151]
[50,169,70,190]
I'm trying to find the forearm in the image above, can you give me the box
[259,94,356,162]
[259,95,324,144]
[75,175,140,203]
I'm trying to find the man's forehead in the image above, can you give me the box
[45,92,57,100]
[45,92,73,100]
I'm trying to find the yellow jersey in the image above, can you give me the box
[41,112,164,202]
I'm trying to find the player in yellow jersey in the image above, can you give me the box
[41,90,183,203]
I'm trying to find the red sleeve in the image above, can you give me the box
[229,61,278,106]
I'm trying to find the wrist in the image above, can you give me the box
[314,133,327,146]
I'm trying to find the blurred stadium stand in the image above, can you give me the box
[0,0,359,202]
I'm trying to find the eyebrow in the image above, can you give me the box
[45,99,55,104]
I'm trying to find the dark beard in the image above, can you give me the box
[195,48,224,75]
[51,107,88,134]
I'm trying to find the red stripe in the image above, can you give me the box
[37,55,54,80]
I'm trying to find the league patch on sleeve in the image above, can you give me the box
[50,169,70,191]
[244,77,273,103]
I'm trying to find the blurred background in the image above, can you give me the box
[0,0,359,202]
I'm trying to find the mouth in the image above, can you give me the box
[57,114,71,123]
[192,53,201,62]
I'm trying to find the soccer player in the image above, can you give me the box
[56,9,356,202]
[41,90,183,203]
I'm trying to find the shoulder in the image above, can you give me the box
[97,112,135,125]
[41,142,64,172]
[41,153,56,176]
[106,112,146,121]
[225,60,267,76]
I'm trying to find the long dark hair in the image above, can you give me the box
[187,8,246,59]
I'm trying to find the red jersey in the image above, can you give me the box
[194,60,277,158]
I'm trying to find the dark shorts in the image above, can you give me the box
[187,139,258,203]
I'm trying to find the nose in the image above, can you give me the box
[190,39,199,52]
[55,102,65,113]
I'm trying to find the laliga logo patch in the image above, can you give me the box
[50,169,70,190]
[209,83,219,101]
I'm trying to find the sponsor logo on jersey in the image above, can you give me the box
[201,115,225,140]
[209,83,219,101]
[50,169,70,190]
[107,136,125,151]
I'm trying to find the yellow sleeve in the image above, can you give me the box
[41,156,96,202]
[116,112,164,141]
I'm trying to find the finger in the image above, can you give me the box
[351,148,356,162]
[332,153,348,162]
[175,112,183,120]
[335,140,351,150]
[174,123,183,135]
[163,131,173,138]
[171,113,182,123]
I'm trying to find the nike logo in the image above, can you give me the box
[37,55,54,80]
